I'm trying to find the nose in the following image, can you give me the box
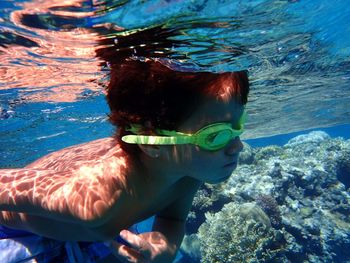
[224,137,243,156]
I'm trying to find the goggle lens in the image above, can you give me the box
[205,129,232,148]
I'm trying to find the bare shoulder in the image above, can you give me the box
[26,137,126,172]
[0,137,129,226]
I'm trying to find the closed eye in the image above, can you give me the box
[206,130,232,145]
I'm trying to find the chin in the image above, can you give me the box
[206,174,231,184]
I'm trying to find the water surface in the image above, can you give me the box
[0,0,349,165]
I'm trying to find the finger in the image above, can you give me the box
[119,230,152,259]
[109,240,138,263]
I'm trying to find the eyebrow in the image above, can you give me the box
[180,107,245,133]
[199,111,243,129]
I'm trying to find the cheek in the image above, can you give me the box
[170,146,222,172]
[190,148,222,170]
[163,146,195,169]
[172,145,194,163]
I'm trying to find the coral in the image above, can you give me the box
[284,131,330,147]
[238,142,255,165]
[254,145,284,164]
[188,184,232,234]
[198,202,285,263]
[255,194,282,228]
[180,234,201,262]
[336,150,350,189]
[192,188,214,210]
[189,131,350,262]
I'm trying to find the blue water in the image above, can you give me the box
[1,0,349,167]
[247,124,350,148]
[0,0,350,262]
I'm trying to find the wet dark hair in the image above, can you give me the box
[95,25,249,159]
[106,59,249,159]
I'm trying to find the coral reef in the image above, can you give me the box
[255,194,282,229]
[183,131,350,262]
[196,202,285,263]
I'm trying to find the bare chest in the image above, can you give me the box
[121,179,180,222]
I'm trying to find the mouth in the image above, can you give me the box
[223,162,237,168]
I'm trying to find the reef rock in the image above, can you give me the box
[185,131,350,262]
[196,202,285,263]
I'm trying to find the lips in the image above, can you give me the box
[223,162,237,168]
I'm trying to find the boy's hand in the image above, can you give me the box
[109,229,176,263]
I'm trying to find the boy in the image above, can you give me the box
[0,59,249,262]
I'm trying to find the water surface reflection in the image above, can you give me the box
[0,0,102,103]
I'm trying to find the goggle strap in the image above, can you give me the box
[126,125,189,137]
[122,135,194,145]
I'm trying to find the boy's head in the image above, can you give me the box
[106,59,249,163]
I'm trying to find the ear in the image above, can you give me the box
[138,144,162,159]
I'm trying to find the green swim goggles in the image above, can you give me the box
[122,111,246,151]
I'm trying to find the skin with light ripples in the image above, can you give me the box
[0,138,127,235]
[0,97,244,262]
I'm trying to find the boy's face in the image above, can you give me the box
[166,96,244,184]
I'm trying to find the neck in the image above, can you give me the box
[138,154,184,190]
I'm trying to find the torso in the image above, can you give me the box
[25,137,197,235]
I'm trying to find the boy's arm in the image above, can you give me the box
[0,210,100,241]
[0,166,123,228]
[152,178,202,253]
[108,178,202,263]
